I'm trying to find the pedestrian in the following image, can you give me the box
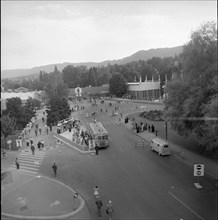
[95,145,99,155]
[2,149,7,159]
[93,186,99,198]
[41,140,44,148]
[39,127,42,135]
[26,138,30,148]
[35,129,38,136]
[45,125,48,135]
[49,123,52,131]
[52,163,57,177]
[106,200,114,220]
[42,117,45,123]
[15,158,20,169]
[31,144,35,155]
[30,138,33,145]
[151,124,155,133]
[37,141,41,150]
[155,130,158,136]
[95,197,103,217]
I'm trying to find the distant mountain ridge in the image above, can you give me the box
[1,46,183,79]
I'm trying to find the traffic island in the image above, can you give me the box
[2,174,85,219]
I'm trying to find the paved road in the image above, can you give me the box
[44,99,217,220]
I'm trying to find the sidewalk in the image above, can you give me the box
[1,108,91,220]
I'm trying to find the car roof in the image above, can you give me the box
[152,138,168,145]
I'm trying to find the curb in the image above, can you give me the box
[53,135,94,154]
[1,175,85,220]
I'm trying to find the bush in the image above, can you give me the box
[139,110,164,121]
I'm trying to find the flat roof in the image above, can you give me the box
[152,138,168,145]
[89,122,108,135]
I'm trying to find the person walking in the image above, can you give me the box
[95,197,103,217]
[15,158,20,169]
[106,200,114,220]
[35,128,38,136]
[37,141,41,150]
[39,127,42,135]
[41,140,45,148]
[2,149,7,159]
[45,125,49,135]
[31,144,35,155]
[52,163,57,177]
[151,124,155,133]
[95,145,99,155]
[93,186,99,198]
[26,138,30,148]
[30,138,33,145]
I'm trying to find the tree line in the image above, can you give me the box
[1,20,217,155]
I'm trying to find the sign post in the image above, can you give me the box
[194,164,204,189]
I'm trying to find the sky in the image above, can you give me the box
[1,1,217,70]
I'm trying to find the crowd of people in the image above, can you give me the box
[131,118,157,135]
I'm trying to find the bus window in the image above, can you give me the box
[102,135,108,140]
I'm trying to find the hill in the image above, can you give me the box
[1,45,183,79]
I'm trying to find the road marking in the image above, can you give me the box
[119,148,124,152]
[168,191,204,220]
[49,200,60,207]
[10,165,38,171]
[137,164,143,170]
[2,176,36,196]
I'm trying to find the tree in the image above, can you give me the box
[1,114,17,137]
[46,97,71,126]
[164,21,217,154]
[109,74,128,97]
[3,97,36,130]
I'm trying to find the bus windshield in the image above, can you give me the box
[89,122,109,148]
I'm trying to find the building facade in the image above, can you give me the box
[127,77,161,101]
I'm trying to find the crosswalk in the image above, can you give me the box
[8,150,46,175]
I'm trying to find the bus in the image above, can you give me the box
[89,122,109,148]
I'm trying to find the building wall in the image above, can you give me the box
[127,81,160,100]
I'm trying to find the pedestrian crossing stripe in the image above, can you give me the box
[14,161,41,167]
[18,156,45,160]
[10,165,38,171]
[7,147,46,176]
[8,167,37,175]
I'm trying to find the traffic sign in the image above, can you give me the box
[75,87,82,97]
[194,164,204,176]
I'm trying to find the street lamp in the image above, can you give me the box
[165,120,168,140]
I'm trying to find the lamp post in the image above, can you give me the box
[165,121,168,140]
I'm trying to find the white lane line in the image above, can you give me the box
[168,191,204,220]
[137,164,143,170]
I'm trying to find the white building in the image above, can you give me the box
[127,76,161,100]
